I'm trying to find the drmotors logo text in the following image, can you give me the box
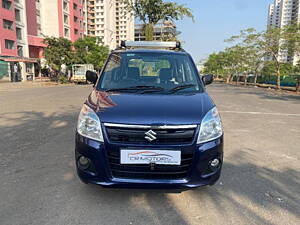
[128,151,173,163]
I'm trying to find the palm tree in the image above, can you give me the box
[122,0,194,41]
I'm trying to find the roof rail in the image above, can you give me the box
[119,41,182,50]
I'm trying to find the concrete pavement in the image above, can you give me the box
[0,83,299,225]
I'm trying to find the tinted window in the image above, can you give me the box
[98,52,202,94]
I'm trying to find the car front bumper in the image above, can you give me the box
[75,133,223,189]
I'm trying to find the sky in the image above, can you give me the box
[174,0,271,63]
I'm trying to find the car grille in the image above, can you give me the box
[105,125,197,145]
[107,150,194,180]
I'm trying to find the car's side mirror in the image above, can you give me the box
[86,70,98,85]
[202,74,214,86]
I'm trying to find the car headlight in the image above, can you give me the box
[77,104,104,142]
[197,106,223,144]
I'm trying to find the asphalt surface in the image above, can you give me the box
[0,83,299,225]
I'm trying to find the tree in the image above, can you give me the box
[43,37,74,75]
[226,28,265,85]
[282,22,300,61]
[257,27,290,89]
[226,27,296,89]
[122,0,194,41]
[203,46,247,83]
[223,46,249,83]
[73,36,109,70]
[203,53,224,77]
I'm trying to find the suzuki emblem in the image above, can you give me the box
[145,130,157,142]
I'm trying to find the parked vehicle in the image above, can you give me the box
[75,41,223,189]
[72,64,94,83]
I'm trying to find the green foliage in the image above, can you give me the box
[203,45,250,82]
[122,0,194,24]
[261,61,276,77]
[73,36,109,70]
[204,25,300,89]
[43,36,109,77]
[282,22,300,57]
[57,74,69,84]
[203,53,223,75]
[43,37,74,72]
[122,0,194,41]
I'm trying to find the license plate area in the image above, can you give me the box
[120,149,181,165]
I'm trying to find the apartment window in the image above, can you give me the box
[64,28,70,37]
[2,0,12,10]
[63,1,68,11]
[3,19,13,30]
[5,39,15,49]
[73,3,77,10]
[17,45,23,57]
[64,14,69,24]
[74,16,78,23]
[74,29,78,35]
[16,27,22,40]
[15,9,21,22]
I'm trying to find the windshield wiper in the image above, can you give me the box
[106,86,164,93]
[168,84,196,93]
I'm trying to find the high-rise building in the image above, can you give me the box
[40,0,87,42]
[0,0,29,58]
[86,0,135,50]
[267,0,300,64]
[0,0,87,82]
[135,21,177,41]
[267,0,282,28]
[267,3,275,28]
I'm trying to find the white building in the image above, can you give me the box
[87,0,135,50]
[267,0,300,64]
[267,3,276,28]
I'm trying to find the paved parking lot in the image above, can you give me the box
[0,83,299,225]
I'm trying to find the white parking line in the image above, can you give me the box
[219,111,300,117]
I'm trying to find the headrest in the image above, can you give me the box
[127,67,140,79]
[159,68,172,81]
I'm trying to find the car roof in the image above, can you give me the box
[112,48,188,55]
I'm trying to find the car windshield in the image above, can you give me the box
[97,52,203,94]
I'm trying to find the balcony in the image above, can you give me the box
[87,14,95,20]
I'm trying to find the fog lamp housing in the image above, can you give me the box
[78,156,90,170]
[210,158,220,168]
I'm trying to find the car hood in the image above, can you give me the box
[87,90,215,125]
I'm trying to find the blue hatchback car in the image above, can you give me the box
[75,41,223,189]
